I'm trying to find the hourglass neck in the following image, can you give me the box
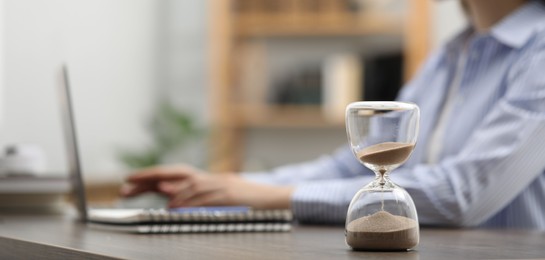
[369,170,395,190]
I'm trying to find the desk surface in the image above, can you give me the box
[1,213,544,260]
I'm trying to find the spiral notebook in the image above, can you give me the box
[88,207,292,233]
[57,65,292,233]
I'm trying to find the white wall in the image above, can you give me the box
[0,0,4,124]
[430,0,467,48]
[160,0,208,123]
[0,0,160,182]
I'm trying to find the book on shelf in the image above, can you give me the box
[322,53,362,123]
[361,52,404,102]
[269,66,322,106]
[321,51,404,121]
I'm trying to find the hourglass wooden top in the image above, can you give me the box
[357,142,415,166]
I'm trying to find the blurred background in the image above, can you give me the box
[0,0,465,203]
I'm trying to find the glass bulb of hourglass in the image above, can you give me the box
[357,142,415,210]
[344,102,420,251]
[358,142,415,182]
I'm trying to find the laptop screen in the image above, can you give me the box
[57,65,88,222]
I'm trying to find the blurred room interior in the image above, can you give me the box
[0,0,466,206]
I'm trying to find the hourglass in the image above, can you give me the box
[345,101,420,251]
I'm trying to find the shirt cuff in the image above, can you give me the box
[290,177,371,225]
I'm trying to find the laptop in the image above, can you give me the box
[57,65,292,233]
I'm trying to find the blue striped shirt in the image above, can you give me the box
[244,1,545,229]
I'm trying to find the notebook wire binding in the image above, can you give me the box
[88,208,293,233]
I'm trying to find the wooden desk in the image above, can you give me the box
[1,214,544,260]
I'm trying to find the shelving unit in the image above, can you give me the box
[232,104,341,128]
[208,0,429,172]
[236,13,403,37]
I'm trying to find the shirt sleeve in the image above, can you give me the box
[291,51,545,226]
[242,145,370,185]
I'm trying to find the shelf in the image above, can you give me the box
[231,105,345,128]
[235,12,404,38]
[208,0,429,172]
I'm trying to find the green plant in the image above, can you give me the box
[118,101,202,169]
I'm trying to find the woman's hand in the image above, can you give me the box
[120,165,293,209]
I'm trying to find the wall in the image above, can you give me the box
[0,0,160,182]
[0,0,4,124]
[160,0,208,123]
[430,0,467,48]
[151,0,209,168]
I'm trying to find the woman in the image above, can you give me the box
[122,0,545,229]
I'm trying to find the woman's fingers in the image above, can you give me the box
[159,173,293,209]
[158,180,192,197]
[122,168,265,209]
[166,176,226,207]
[120,182,157,197]
[127,165,199,183]
[168,190,226,208]
[167,180,201,206]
